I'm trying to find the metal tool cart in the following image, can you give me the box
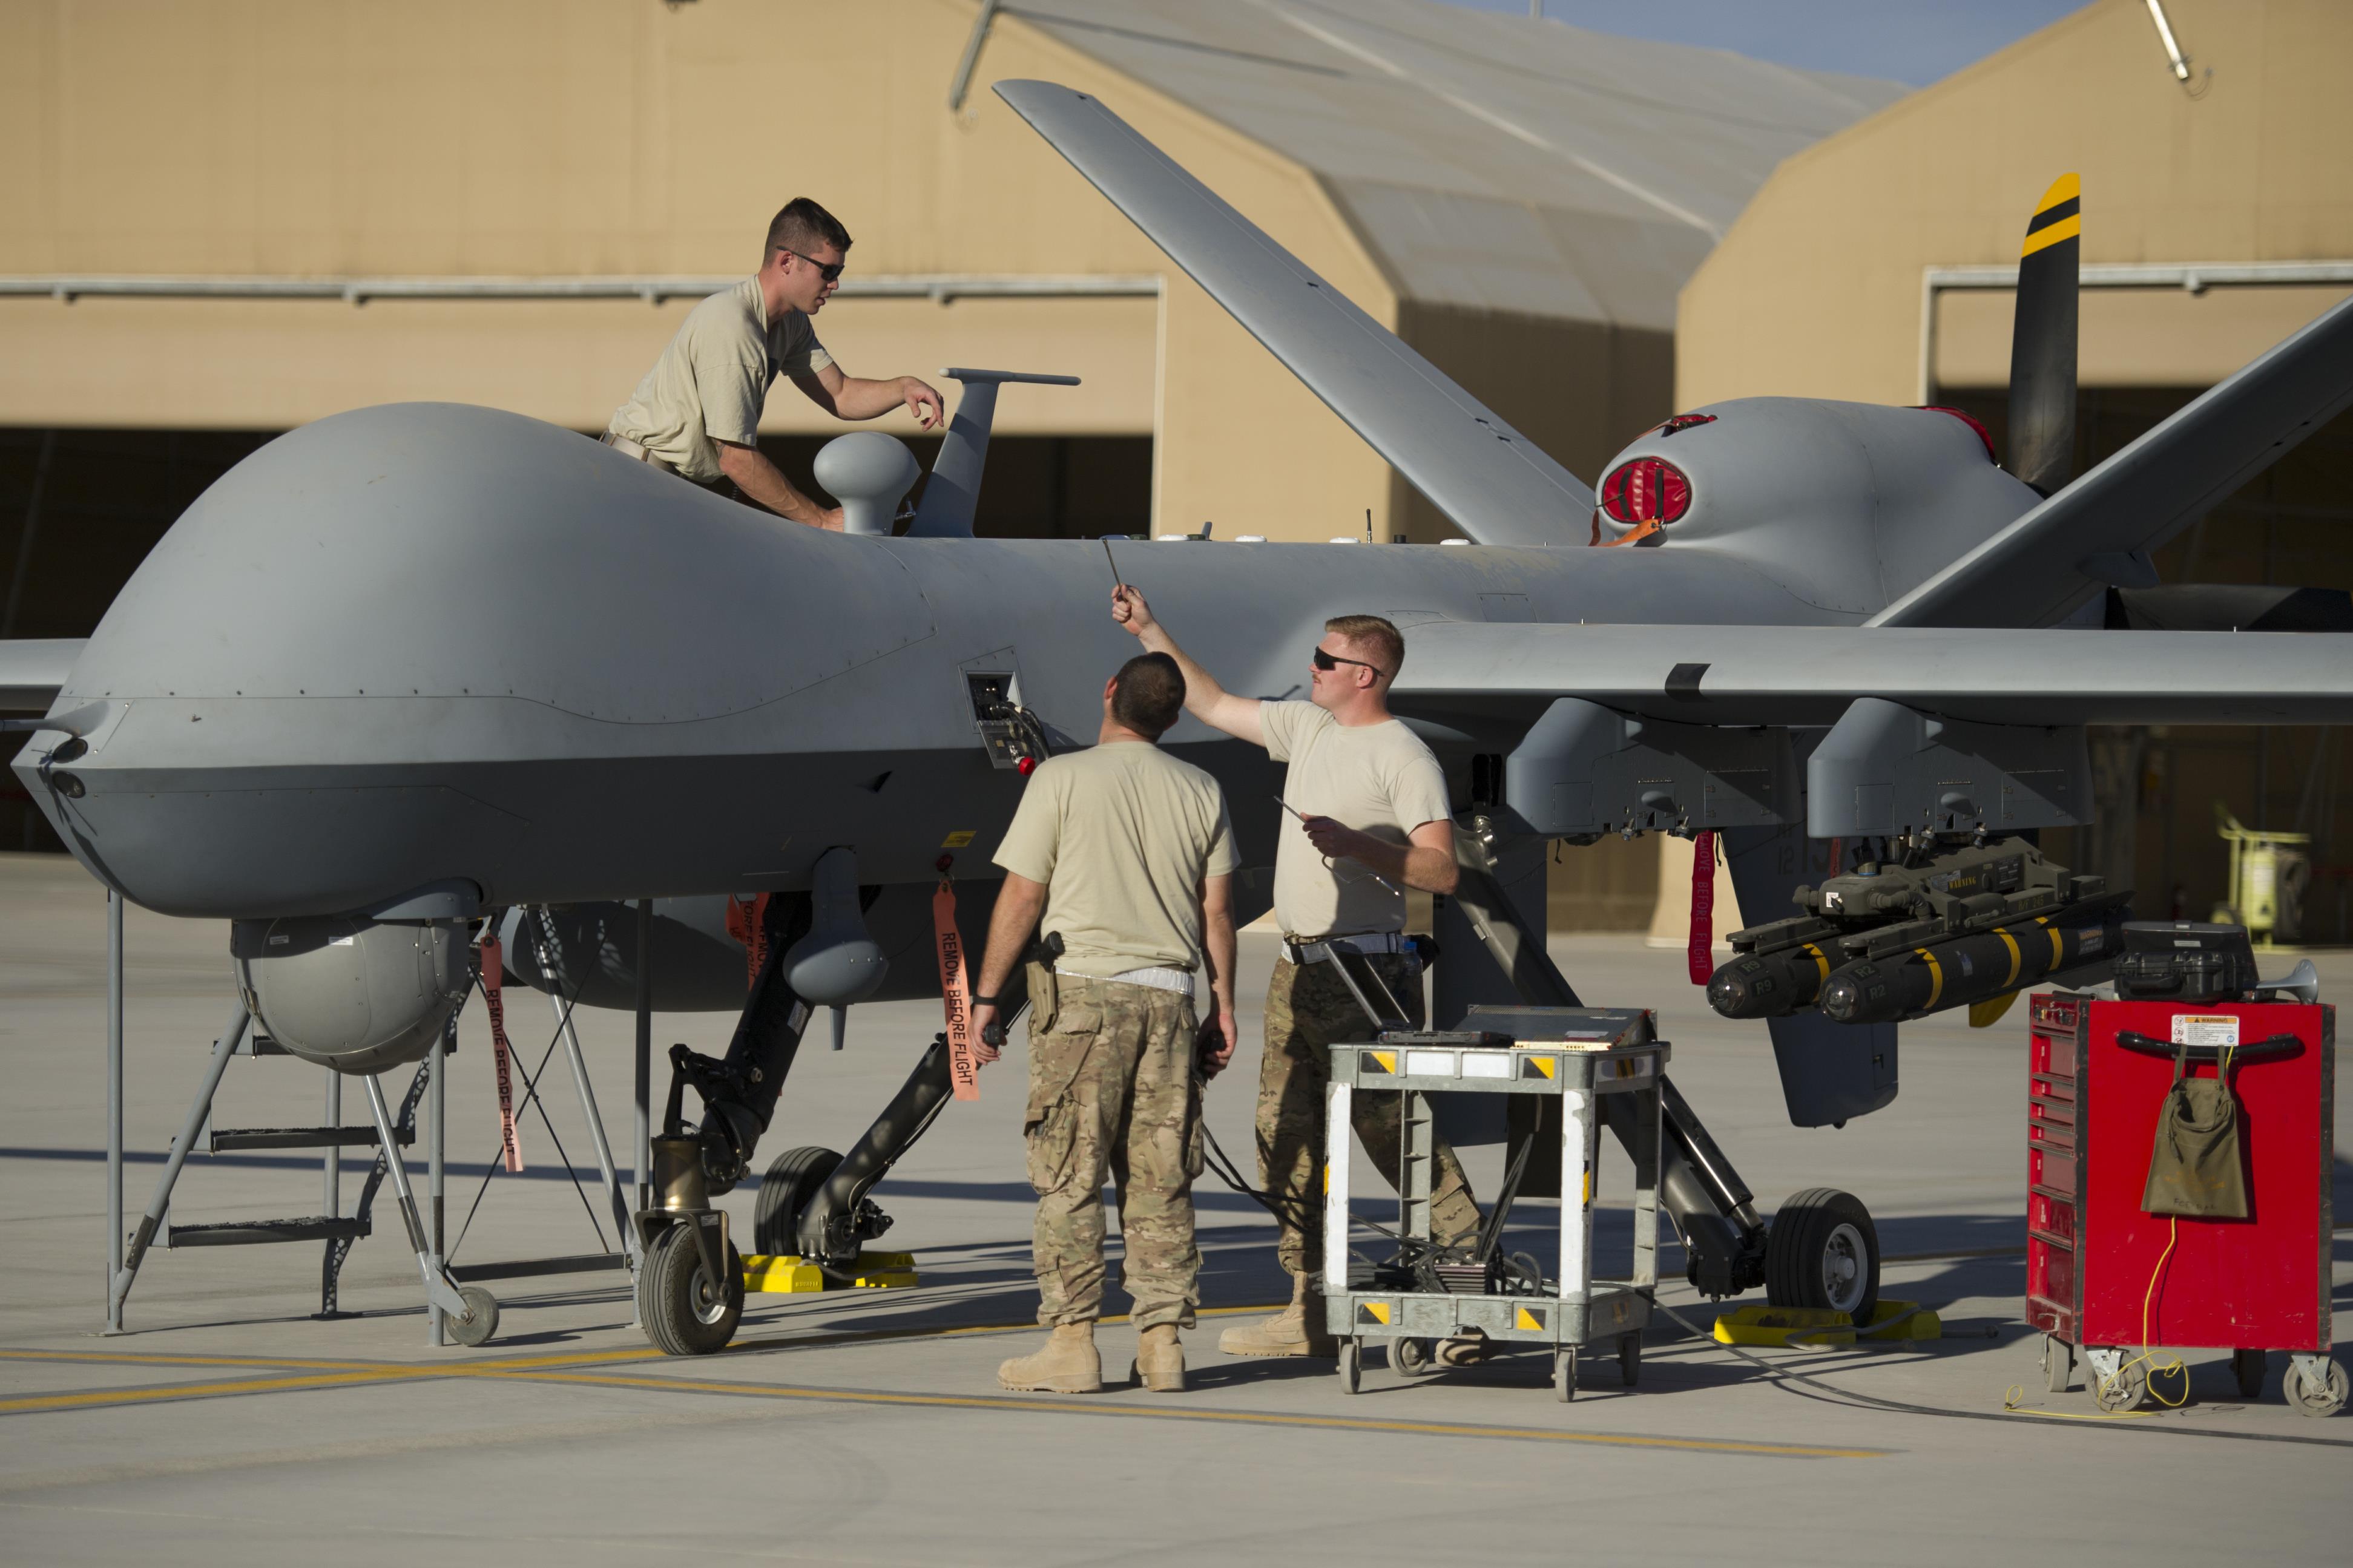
[1323,1004,1665,1400]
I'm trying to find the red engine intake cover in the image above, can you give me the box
[1599,456,1693,526]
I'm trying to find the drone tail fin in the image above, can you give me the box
[2004,172,2080,497]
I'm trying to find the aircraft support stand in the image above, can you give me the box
[360,1071,498,1347]
[427,1025,445,1347]
[633,897,653,1322]
[108,1002,251,1328]
[103,888,123,1334]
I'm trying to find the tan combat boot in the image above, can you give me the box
[1133,1324,1186,1392]
[1217,1272,1338,1358]
[998,1323,1104,1393]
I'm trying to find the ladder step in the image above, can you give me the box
[208,1125,412,1153]
[168,1216,370,1247]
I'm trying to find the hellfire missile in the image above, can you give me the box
[1817,901,2127,1025]
[1708,838,2125,1026]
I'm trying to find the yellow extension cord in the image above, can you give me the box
[2009,1042,2234,1418]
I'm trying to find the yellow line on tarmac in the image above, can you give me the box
[0,1348,395,1373]
[502,1369,1885,1460]
[0,1367,432,1415]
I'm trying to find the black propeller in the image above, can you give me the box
[2006,172,2079,497]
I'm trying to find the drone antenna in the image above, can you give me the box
[1364,508,1374,545]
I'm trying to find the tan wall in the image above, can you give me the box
[0,0,1402,540]
[1391,305,1673,542]
[1932,281,2353,390]
[1677,0,2353,409]
[0,293,1159,433]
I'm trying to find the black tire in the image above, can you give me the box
[2285,1358,2348,1418]
[1392,1337,1437,1377]
[2231,1348,2266,1400]
[1554,1347,1577,1403]
[1338,1338,1361,1395]
[447,1284,499,1348]
[754,1145,842,1256]
[640,1224,744,1357]
[1765,1188,1880,1324]
[1619,1332,1641,1388]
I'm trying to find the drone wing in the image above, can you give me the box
[995,80,1590,549]
[1871,292,2353,629]
[1390,621,2352,726]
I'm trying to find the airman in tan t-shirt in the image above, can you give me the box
[602,196,943,530]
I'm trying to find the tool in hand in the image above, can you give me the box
[1274,795,1400,894]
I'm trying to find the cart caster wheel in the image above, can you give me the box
[1554,1347,1576,1403]
[754,1145,842,1255]
[2091,1357,2148,1413]
[446,1285,499,1348]
[2042,1336,2072,1394]
[638,1224,743,1357]
[2231,1348,2266,1401]
[2285,1357,2348,1418]
[1338,1339,1361,1395]
[1765,1188,1880,1325]
[1392,1337,1437,1378]
[1619,1333,1641,1389]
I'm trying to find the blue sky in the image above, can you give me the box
[1436,1,2093,86]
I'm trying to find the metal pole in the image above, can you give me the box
[551,989,637,1265]
[111,1002,250,1322]
[320,1068,340,1315]
[634,899,652,1215]
[104,888,123,1333]
[428,1015,447,1346]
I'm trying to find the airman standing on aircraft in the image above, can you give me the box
[603,197,944,528]
[970,652,1241,1395]
[1116,589,1487,1361]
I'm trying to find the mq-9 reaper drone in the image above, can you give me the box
[7,81,2350,1352]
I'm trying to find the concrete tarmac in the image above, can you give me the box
[2,852,2348,1565]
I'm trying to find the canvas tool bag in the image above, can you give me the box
[2141,1040,2248,1219]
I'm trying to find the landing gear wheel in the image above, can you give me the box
[1553,1347,1577,1403]
[2285,1358,2348,1418]
[1338,1338,1361,1395]
[2231,1348,2266,1400]
[1619,1333,1642,1388]
[1392,1337,1437,1378]
[2042,1336,2072,1394]
[446,1285,499,1348]
[2091,1356,2148,1413]
[754,1145,843,1255]
[1765,1188,1880,1324]
[639,1225,744,1357]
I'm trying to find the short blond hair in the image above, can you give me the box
[1325,614,1403,679]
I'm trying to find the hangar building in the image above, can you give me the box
[0,0,1898,930]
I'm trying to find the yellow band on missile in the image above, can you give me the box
[1805,943,1830,985]
[1914,947,1944,1012]
[2021,214,2079,257]
[1996,928,2022,988]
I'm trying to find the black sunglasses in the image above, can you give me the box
[1312,646,1389,680]
[780,249,845,283]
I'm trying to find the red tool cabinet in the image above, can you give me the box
[2026,992,2341,1415]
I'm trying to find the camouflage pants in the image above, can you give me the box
[1025,973,1204,1331]
[1259,952,1481,1276]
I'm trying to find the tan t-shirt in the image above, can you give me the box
[1263,700,1452,940]
[607,278,835,484]
[992,741,1240,979]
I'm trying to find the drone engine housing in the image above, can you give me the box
[231,915,472,1073]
